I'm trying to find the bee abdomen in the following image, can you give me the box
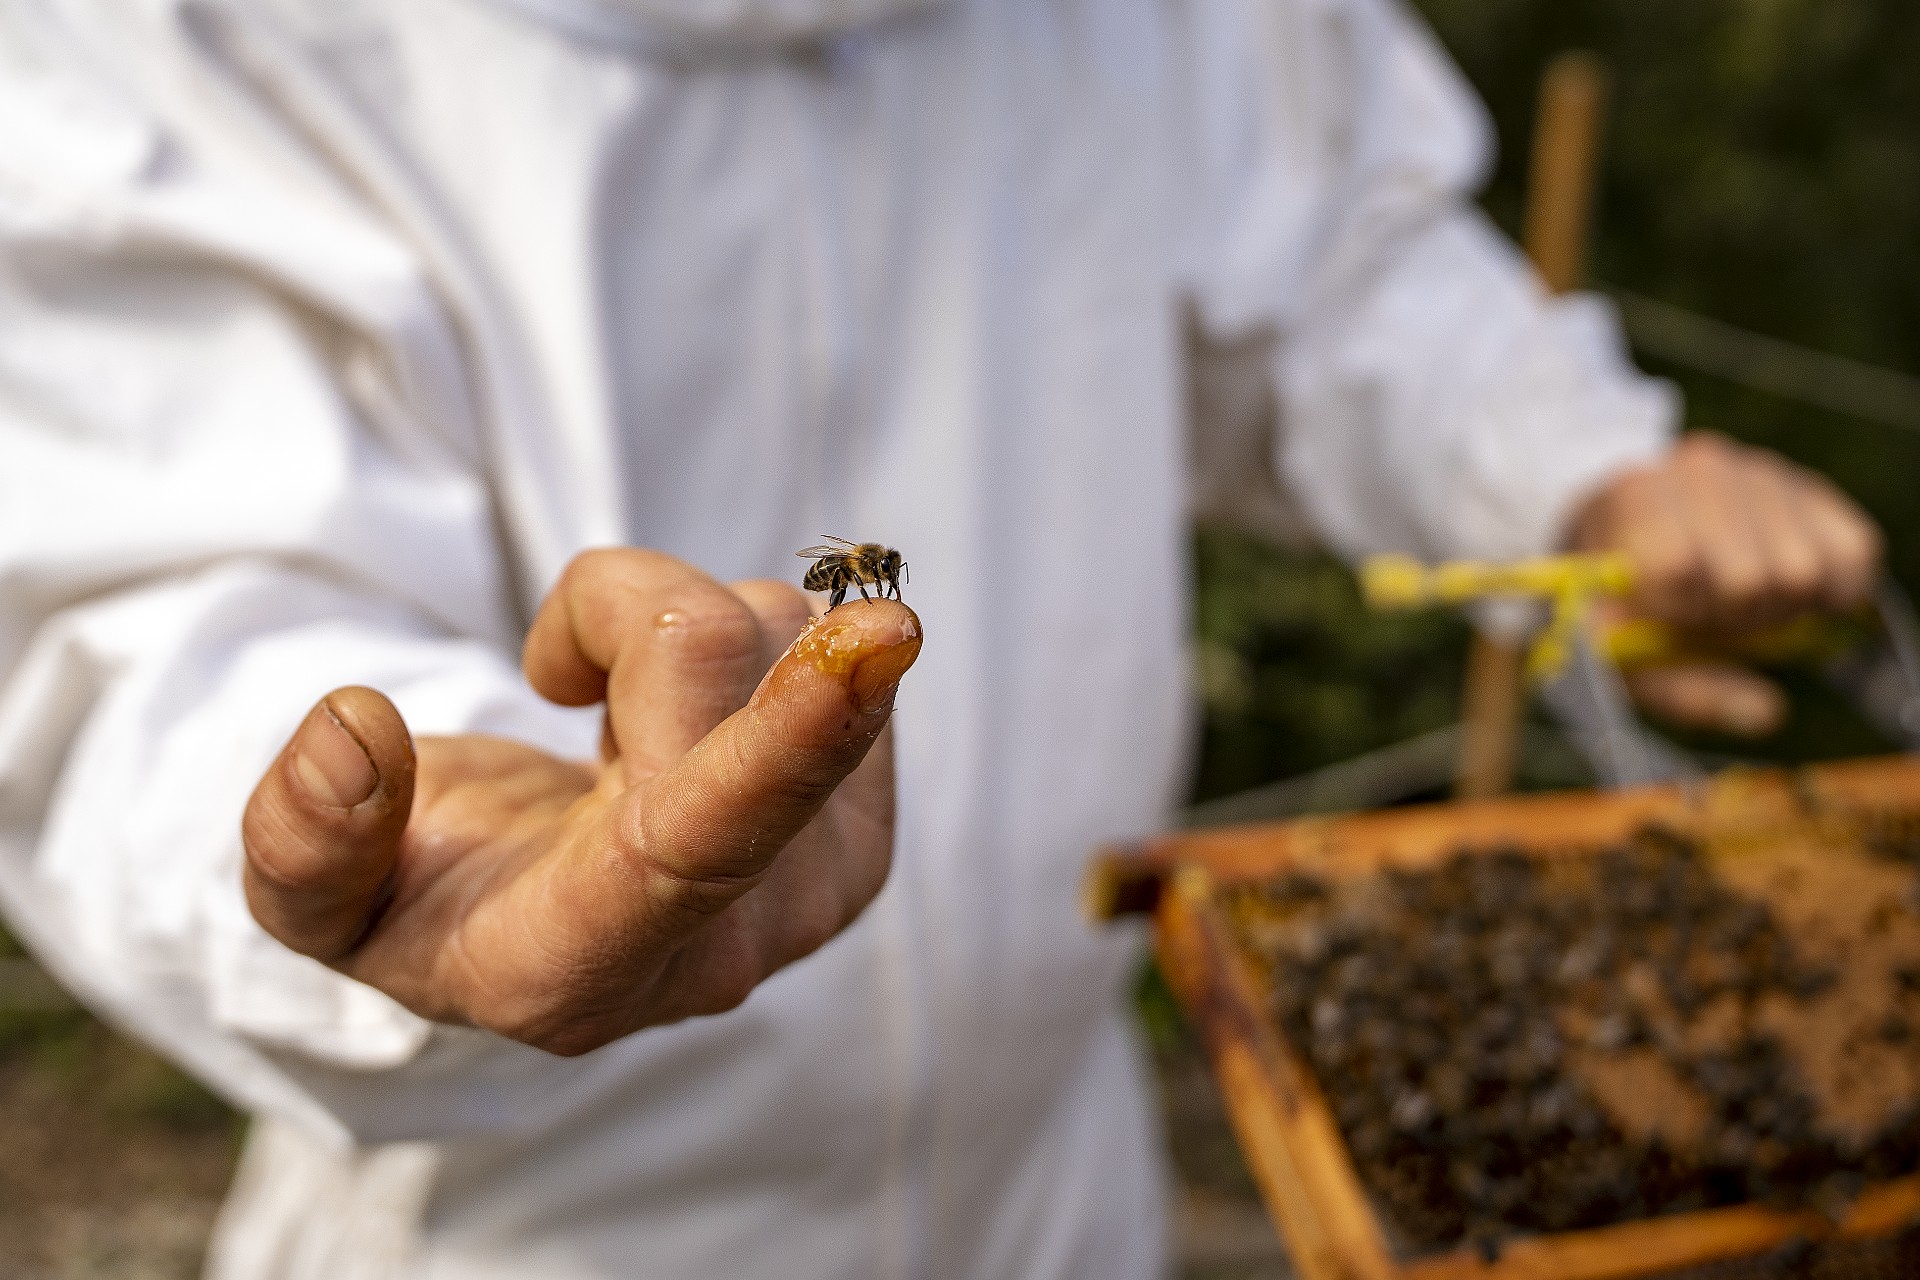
[803,561,835,592]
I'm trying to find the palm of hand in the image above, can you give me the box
[343,729,893,1053]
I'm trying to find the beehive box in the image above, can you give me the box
[1092,757,1920,1280]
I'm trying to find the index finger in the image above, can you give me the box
[587,598,922,938]
[523,549,773,780]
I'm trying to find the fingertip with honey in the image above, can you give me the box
[780,597,923,717]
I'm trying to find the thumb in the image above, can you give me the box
[1625,663,1787,739]
[610,598,922,934]
[241,687,416,961]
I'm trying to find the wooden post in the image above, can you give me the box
[1455,52,1610,800]
[1456,632,1528,799]
[1523,52,1610,294]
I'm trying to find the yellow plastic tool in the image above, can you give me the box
[1362,553,1861,682]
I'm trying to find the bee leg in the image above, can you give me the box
[830,584,847,610]
[858,580,871,602]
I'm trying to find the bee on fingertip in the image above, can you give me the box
[796,537,907,610]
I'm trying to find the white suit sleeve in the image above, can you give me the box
[0,22,596,1146]
[1175,0,1677,562]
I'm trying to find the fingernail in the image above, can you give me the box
[294,703,378,808]
[851,631,922,713]
[791,604,923,714]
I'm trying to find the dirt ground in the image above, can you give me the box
[0,1004,240,1280]
[0,978,1286,1280]
[1159,1047,1295,1280]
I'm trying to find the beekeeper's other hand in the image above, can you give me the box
[241,549,921,1055]
[1569,431,1881,738]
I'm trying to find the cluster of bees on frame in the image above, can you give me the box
[1240,828,1920,1256]
[797,537,907,610]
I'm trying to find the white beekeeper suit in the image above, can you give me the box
[0,0,1674,1275]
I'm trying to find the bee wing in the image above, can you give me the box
[796,544,846,559]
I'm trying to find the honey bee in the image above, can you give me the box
[796,536,907,609]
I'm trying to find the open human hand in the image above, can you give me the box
[241,549,922,1055]
[1569,431,1881,737]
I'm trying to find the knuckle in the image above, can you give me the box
[791,901,844,962]
[732,579,815,648]
[562,546,625,595]
[524,1022,606,1058]
[1851,522,1886,570]
[750,734,858,819]
[563,547,683,618]
[1635,544,1689,584]
[497,994,614,1058]
[1712,553,1763,595]
[694,956,761,1017]
[635,870,765,950]
[774,756,850,814]
[1775,555,1822,601]
[653,590,763,670]
[637,804,773,923]
[657,860,758,925]
[1717,570,1769,613]
[1638,545,1702,599]
[570,544,660,580]
[743,578,811,618]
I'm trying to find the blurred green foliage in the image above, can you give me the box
[1424,0,1920,374]
[1190,531,1469,802]
[1190,0,1920,804]
[0,920,235,1134]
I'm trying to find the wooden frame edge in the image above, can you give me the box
[1157,866,1401,1280]
[1143,756,1920,889]
[1402,1175,1920,1280]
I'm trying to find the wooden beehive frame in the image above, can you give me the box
[1095,757,1920,1280]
